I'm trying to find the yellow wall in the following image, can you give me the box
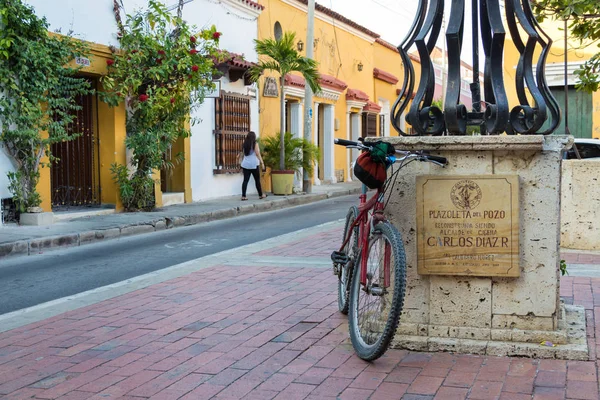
[257,0,412,181]
[504,20,600,138]
[36,39,129,212]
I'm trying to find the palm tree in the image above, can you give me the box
[249,31,321,171]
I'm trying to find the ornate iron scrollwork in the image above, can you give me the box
[392,0,561,136]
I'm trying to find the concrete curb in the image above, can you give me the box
[0,188,359,259]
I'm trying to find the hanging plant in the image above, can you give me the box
[0,0,93,213]
[101,0,222,211]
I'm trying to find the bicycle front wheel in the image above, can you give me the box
[348,221,406,361]
[338,206,359,314]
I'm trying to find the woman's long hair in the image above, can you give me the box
[242,131,256,156]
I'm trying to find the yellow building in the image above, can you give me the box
[256,0,408,183]
[504,19,600,139]
[2,0,265,216]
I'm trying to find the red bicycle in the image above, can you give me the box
[332,138,447,361]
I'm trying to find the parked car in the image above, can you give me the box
[564,138,600,160]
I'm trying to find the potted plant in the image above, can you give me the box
[248,31,321,190]
[260,132,319,195]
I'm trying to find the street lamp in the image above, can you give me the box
[297,40,304,51]
[357,61,363,72]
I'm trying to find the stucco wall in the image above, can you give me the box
[0,147,14,200]
[190,77,260,201]
[561,159,600,250]
[9,0,261,206]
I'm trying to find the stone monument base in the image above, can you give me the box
[392,303,587,360]
[378,135,588,361]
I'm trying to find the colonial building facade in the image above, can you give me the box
[0,0,263,215]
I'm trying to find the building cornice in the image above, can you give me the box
[347,100,367,112]
[373,67,399,85]
[316,87,342,101]
[280,0,378,44]
[284,85,305,99]
[221,0,263,17]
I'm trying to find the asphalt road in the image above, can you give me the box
[0,195,354,315]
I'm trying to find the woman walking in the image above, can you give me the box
[240,131,267,201]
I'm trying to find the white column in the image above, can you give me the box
[289,102,303,139]
[323,104,336,183]
[313,103,321,186]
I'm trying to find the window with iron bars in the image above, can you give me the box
[213,93,251,174]
[361,112,378,138]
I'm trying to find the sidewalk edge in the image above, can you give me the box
[0,188,358,259]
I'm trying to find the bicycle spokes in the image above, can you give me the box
[356,233,394,345]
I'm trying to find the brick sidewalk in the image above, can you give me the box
[1,227,600,399]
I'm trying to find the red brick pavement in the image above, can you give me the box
[1,227,600,399]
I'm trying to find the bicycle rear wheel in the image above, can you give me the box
[338,206,359,314]
[348,221,406,361]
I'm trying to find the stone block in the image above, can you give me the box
[171,216,186,227]
[29,234,78,253]
[237,205,255,216]
[94,228,121,241]
[391,335,428,351]
[0,241,29,258]
[154,220,167,231]
[79,231,97,244]
[20,212,54,226]
[120,224,155,237]
[400,308,428,324]
[491,329,512,342]
[430,276,491,328]
[429,338,488,355]
[491,314,555,331]
[211,208,236,221]
[253,201,275,212]
[486,341,558,359]
[511,329,567,345]
[456,327,491,340]
[396,322,419,336]
[428,325,454,338]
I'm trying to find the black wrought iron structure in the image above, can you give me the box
[391,0,561,136]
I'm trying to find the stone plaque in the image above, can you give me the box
[416,175,520,277]
[263,77,279,97]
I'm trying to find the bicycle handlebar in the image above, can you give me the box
[424,155,447,165]
[334,138,447,166]
[334,138,360,147]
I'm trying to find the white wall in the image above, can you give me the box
[561,159,600,250]
[190,77,260,201]
[18,0,261,203]
[0,146,14,200]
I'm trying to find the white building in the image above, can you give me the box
[1,0,263,216]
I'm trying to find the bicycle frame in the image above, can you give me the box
[339,179,391,288]
[335,140,446,292]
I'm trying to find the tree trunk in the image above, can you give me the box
[279,77,285,171]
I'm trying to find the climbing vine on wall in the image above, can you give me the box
[102,0,222,210]
[0,0,92,213]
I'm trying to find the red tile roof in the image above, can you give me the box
[294,0,380,39]
[319,73,348,91]
[363,101,382,113]
[238,0,264,10]
[216,50,257,70]
[373,67,399,84]
[346,88,369,102]
[285,74,305,88]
